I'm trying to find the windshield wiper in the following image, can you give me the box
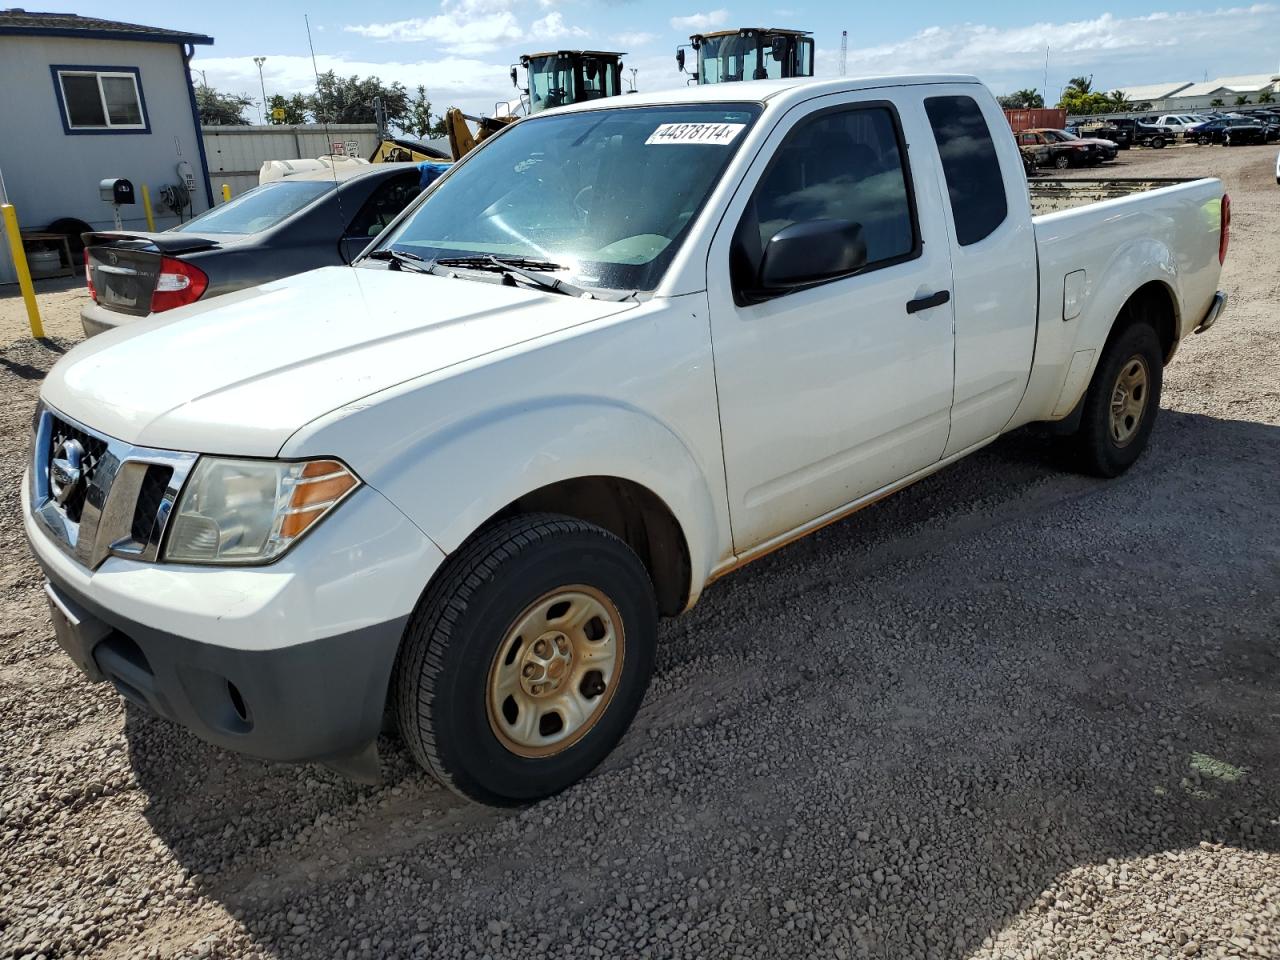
[366,248,434,274]
[435,255,595,298]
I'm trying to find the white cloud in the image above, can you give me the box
[191,52,516,119]
[823,5,1280,96]
[614,31,659,48]
[669,9,729,32]
[530,11,588,40]
[345,0,531,54]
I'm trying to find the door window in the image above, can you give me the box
[924,95,1008,246]
[346,173,424,239]
[733,104,918,291]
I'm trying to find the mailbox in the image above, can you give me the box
[99,178,135,205]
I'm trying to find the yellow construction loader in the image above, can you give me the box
[676,28,813,84]
[441,49,630,160]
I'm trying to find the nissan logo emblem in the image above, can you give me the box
[50,438,85,506]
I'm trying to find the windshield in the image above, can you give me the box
[375,103,762,292]
[1044,130,1076,142]
[172,179,333,235]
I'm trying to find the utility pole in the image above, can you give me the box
[253,56,268,125]
[840,31,848,76]
[1042,45,1049,107]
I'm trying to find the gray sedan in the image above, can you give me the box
[80,163,431,337]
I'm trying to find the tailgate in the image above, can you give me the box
[83,231,222,317]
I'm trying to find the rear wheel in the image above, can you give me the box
[1151,136,1166,149]
[1069,322,1164,477]
[393,514,658,805]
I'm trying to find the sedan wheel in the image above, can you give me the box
[1054,154,1071,170]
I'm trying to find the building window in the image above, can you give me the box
[51,66,149,133]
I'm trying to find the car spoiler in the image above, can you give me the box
[80,231,222,254]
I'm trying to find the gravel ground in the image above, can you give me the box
[1,142,1277,960]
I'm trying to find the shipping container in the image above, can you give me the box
[1004,108,1068,133]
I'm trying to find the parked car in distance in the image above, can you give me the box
[1077,122,1130,149]
[1192,116,1267,146]
[80,163,428,337]
[1017,128,1114,167]
[1154,114,1208,137]
[27,75,1228,805]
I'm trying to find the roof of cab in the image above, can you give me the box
[545,75,981,116]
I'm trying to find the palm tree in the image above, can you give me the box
[1107,90,1132,110]
[1259,90,1275,104]
[1067,75,1093,95]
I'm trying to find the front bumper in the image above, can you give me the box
[24,479,445,778]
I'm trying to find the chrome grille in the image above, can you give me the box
[47,415,108,522]
[30,405,198,568]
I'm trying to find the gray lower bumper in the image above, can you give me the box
[40,561,406,781]
[1195,290,1227,335]
[80,302,142,338]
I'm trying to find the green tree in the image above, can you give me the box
[405,85,437,138]
[1057,88,1113,116]
[1210,98,1225,107]
[1234,95,1250,106]
[1258,90,1275,104]
[266,93,309,124]
[1066,75,1093,96]
[196,85,254,125]
[997,88,1044,109]
[1107,90,1133,111]
[307,71,410,127]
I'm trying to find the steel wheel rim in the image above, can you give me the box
[486,585,624,758]
[1109,354,1150,447]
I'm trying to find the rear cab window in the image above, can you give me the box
[924,95,1008,246]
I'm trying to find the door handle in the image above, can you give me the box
[905,290,950,314]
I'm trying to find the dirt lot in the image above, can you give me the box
[1,142,1277,960]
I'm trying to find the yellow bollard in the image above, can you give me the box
[1,203,44,339]
[221,183,231,203]
[141,184,156,231]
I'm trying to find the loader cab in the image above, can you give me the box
[676,28,813,84]
[515,50,627,114]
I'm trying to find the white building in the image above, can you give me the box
[0,10,214,284]
[1118,73,1280,112]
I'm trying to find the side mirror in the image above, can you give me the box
[758,220,867,294]
[510,66,518,88]
[676,48,686,72]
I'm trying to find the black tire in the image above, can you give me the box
[1054,153,1071,170]
[1151,136,1166,149]
[393,513,658,805]
[1198,135,1211,146]
[1070,321,1164,478]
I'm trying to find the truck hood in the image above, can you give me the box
[43,266,637,456]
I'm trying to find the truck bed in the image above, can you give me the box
[1028,177,1198,216]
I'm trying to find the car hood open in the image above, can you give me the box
[42,266,637,456]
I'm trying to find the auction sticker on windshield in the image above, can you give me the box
[646,122,746,146]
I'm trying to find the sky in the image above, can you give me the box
[75,0,1280,120]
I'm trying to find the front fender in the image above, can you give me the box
[321,396,725,605]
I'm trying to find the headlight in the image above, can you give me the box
[163,458,359,564]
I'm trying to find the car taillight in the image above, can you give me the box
[1219,193,1231,265]
[150,257,208,313]
[84,250,97,303]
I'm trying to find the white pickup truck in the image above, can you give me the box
[25,76,1227,805]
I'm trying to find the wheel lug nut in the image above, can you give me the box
[523,664,537,678]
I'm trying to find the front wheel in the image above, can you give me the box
[393,514,658,805]
[1054,153,1071,170]
[1198,135,1211,146]
[1069,322,1164,477]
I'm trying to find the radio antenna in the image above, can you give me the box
[304,14,350,256]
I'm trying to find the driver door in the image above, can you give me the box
[706,92,956,554]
